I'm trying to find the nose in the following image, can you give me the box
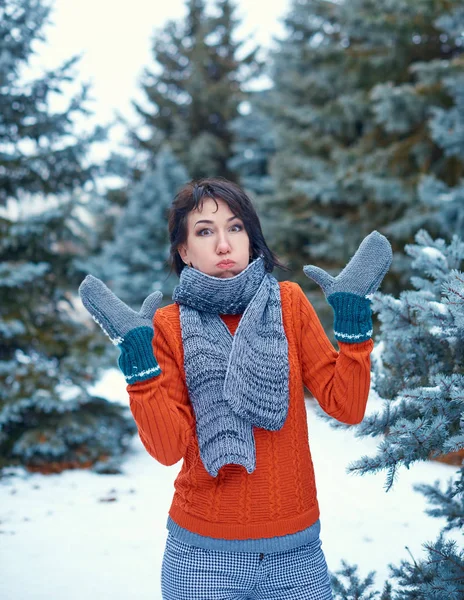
[216,231,232,254]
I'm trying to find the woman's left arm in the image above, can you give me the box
[300,230,393,424]
[297,284,374,424]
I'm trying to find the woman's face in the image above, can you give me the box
[178,197,252,278]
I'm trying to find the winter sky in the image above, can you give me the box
[34,0,290,147]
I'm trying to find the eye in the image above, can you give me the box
[196,224,243,236]
[197,228,212,236]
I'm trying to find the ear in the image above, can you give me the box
[178,245,188,263]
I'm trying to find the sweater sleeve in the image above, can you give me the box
[295,283,374,425]
[127,311,195,466]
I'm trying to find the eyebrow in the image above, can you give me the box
[194,215,241,227]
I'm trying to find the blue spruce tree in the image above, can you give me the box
[228,89,281,263]
[228,90,277,198]
[131,0,262,180]
[416,66,464,239]
[329,229,463,598]
[262,0,464,296]
[0,0,135,474]
[88,0,265,274]
[85,147,188,306]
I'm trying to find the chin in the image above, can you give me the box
[216,271,234,278]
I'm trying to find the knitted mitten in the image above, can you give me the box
[303,231,392,343]
[78,275,163,383]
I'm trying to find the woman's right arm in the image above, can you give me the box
[127,312,195,467]
[78,275,194,467]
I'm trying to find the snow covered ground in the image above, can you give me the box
[0,368,456,600]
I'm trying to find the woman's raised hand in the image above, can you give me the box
[303,231,392,298]
[78,275,163,344]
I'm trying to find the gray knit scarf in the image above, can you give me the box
[172,256,289,477]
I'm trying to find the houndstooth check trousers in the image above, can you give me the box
[161,531,334,600]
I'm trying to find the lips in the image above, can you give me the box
[217,260,235,267]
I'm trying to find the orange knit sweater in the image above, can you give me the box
[128,281,373,542]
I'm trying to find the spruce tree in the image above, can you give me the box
[263,0,464,294]
[328,229,463,598]
[89,0,264,286]
[84,147,188,306]
[0,0,135,474]
[130,0,262,180]
[226,89,281,269]
[228,90,277,197]
[416,69,464,239]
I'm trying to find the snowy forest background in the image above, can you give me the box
[0,0,463,598]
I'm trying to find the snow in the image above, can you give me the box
[429,301,448,315]
[438,192,454,203]
[0,372,456,600]
[421,246,446,261]
[429,326,443,335]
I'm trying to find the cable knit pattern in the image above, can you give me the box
[127,281,374,552]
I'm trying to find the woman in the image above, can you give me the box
[79,177,392,600]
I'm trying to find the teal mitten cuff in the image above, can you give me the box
[117,326,162,384]
[327,292,373,343]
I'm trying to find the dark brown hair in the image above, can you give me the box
[167,177,290,277]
